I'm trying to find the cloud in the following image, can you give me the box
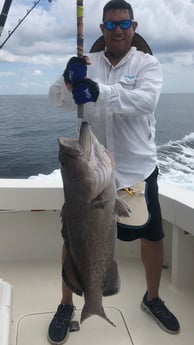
[2,0,193,57]
[0,0,194,94]
[33,69,42,75]
[0,71,15,76]
[1,0,194,57]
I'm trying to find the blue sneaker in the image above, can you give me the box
[141,292,180,334]
[48,304,75,344]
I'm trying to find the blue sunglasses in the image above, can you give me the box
[103,19,133,31]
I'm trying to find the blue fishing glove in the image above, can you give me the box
[63,57,87,84]
[72,79,99,104]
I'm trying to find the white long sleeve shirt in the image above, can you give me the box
[49,47,163,189]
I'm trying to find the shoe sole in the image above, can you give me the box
[47,332,70,345]
[141,302,180,335]
[47,311,75,345]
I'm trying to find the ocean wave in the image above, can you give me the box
[29,132,194,192]
[157,132,194,191]
[29,169,61,181]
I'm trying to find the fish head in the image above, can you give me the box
[58,122,115,202]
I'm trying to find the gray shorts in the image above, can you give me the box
[117,167,164,242]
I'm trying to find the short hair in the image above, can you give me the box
[103,0,134,21]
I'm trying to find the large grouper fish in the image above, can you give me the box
[58,121,130,326]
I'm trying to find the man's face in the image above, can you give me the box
[100,9,137,60]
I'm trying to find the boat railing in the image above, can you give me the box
[0,178,194,290]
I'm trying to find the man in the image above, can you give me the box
[48,1,180,343]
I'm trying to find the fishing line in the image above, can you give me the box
[12,4,45,95]
[0,0,52,128]
[0,1,53,94]
[0,1,53,181]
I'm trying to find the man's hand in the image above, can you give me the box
[63,57,87,85]
[72,79,99,104]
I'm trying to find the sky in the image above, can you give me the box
[0,0,194,95]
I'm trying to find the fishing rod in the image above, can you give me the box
[0,0,13,37]
[77,0,84,118]
[0,0,52,50]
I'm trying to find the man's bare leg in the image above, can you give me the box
[61,242,73,305]
[48,243,74,344]
[141,238,164,300]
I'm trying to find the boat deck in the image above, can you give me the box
[0,180,194,344]
[1,256,193,345]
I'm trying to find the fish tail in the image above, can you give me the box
[80,304,116,327]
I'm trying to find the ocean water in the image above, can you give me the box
[0,94,194,191]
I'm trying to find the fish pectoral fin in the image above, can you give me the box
[103,261,120,297]
[115,198,131,218]
[62,251,83,296]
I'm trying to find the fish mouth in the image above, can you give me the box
[79,121,114,167]
[79,121,92,159]
[58,122,91,157]
[58,137,81,157]
[79,121,90,141]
